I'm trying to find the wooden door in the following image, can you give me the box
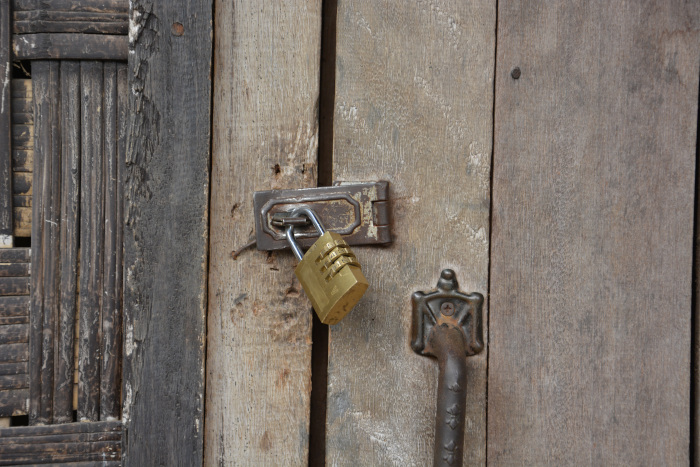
[205,0,700,466]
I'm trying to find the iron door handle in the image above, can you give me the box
[411,269,484,467]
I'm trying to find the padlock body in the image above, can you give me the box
[294,231,369,325]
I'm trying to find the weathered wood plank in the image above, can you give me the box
[0,295,29,316]
[12,206,30,237]
[0,247,29,263]
[0,276,29,295]
[204,1,321,464]
[12,149,32,171]
[13,34,127,60]
[123,1,211,465]
[14,21,127,35]
[0,373,28,389]
[0,0,12,241]
[0,262,29,277]
[0,388,27,415]
[488,2,699,465]
[0,323,28,344]
[0,420,120,437]
[11,79,31,97]
[0,316,26,325]
[14,10,127,22]
[37,60,61,425]
[12,195,30,207]
[12,0,128,13]
[0,361,27,375]
[12,124,34,149]
[326,1,495,465]
[100,61,120,421]
[78,61,103,423]
[54,60,80,424]
[0,342,28,362]
[12,171,31,195]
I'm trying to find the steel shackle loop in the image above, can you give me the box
[285,207,326,260]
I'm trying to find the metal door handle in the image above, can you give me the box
[411,269,484,467]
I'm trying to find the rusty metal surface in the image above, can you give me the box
[253,181,392,251]
[411,269,484,467]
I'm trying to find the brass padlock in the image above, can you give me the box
[285,208,369,325]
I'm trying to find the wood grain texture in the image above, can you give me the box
[0,247,29,263]
[0,420,121,465]
[13,34,127,60]
[0,388,27,415]
[78,61,103,423]
[54,60,80,424]
[122,1,211,465]
[204,1,321,465]
[326,1,495,465]
[0,0,11,238]
[12,0,127,12]
[488,2,700,465]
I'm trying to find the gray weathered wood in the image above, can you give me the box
[12,0,127,12]
[78,61,103,423]
[0,247,29,263]
[0,0,11,241]
[326,1,495,465]
[13,34,127,60]
[54,60,80,424]
[488,2,700,465]
[122,1,211,465]
[204,1,321,464]
[0,276,29,295]
[0,388,27,415]
[100,61,120,421]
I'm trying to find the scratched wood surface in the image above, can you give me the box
[326,1,495,465]
[122,0,211,465]
[488,2,699,465]
[204,1,322,465]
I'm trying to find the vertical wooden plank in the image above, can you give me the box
[100,61,119,420]
[28,61,54,425]
[39,61,60,425]
[54,60,80,424]
[78,61,103,423]
[488,2,699,465]
[326,1,495,465]
[115,60,126,418]
[0,0,12,246]
[122,1,212,465]
[204,1,321,465]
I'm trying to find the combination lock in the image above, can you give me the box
[285,208,369,325]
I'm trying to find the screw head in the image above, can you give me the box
[511,67,521,79]
[441,301,455,316]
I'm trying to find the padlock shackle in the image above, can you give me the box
[285,207,327,260]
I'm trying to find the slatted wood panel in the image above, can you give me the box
[325,1,495,465]
[488,1,699,465]
[11,79,32,238]
[204,1,321,464]
[0,247,30,416]
[0,420,121,465]
[28,61,126,426]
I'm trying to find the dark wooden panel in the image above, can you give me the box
[0,373,28,389]
[14,10,126,21]
[0,323,28,344]
[0,295,30,316]
[12,195,31,207]
[54,60,80,424]
[0,0,12,239]
[123,0,211,465]
[0,247,29,263]
[11,79,31,98]
[12,0,128,13]
[100,61,120,420]
[14,20,127,35]
[0,343,28,362]
[0,315,27,325]
[0,420,120,437]
[13,34,127,60]
[488,1,699,465]
[12,149,33,171]
[0,276,30,295]
[0,262,29,277]
[0,388,27,415]
[12,206,30,237]
[12,124,33,149]
[12,171,32,195]
[78,61,103,423]
[0,361,28,375]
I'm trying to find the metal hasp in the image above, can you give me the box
[253,181,392,251]
[411,269,484,467]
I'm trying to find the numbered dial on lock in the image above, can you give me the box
[286,208,369,325]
